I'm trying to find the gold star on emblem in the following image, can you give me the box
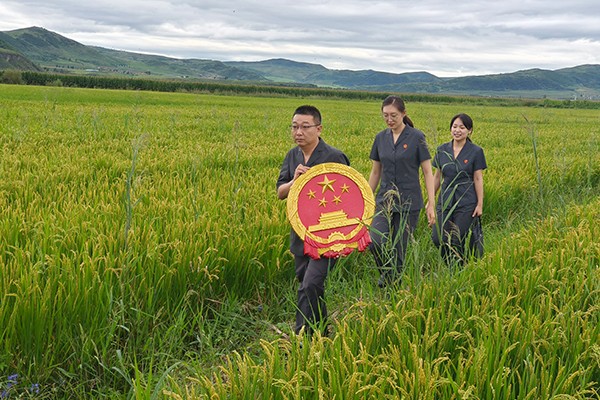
[340,183,350,193]
[318,175,336,193]
[307,189,316,199]
[333,195,342,205]
[319,197,328,207]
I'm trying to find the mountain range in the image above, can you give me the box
[1,26,599,100]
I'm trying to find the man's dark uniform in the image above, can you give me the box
[277,138,349,335]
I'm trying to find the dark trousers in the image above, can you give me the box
[432,207,475,266]
[369,209,420,275]
[294,255,335,335]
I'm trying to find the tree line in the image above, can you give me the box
[1,69,599,109]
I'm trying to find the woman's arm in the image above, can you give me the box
[472,169,484,217]
[432,169,441,195]
[368,160,382,193]
[421,160,436,226]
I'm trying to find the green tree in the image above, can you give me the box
[0,69,23,84]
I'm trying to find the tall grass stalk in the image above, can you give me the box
[522,114,543,202]
[123,134,148,252]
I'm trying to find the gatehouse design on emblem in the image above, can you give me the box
[287,163,375,259]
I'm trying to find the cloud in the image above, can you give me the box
[1,0,599,76]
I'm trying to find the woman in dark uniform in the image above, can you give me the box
[368,96,436,287]
[431,113,487,266]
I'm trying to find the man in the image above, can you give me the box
[276,105,350,336]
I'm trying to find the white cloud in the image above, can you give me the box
[1,0,599,77]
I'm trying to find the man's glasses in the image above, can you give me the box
[290,124,320,131]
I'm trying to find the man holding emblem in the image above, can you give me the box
[276,105,350,336]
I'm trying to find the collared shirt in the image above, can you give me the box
[370,126,431,211]
[277,138,350,255]
[433,140,487,211]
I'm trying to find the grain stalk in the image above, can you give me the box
[123,134,148,251]
[523,114,543,201]
[230,120,243,217]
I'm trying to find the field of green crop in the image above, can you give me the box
[0,84,598,399]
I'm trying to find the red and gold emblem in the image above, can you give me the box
[287,163,375,259]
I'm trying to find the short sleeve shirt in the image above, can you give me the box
[277,138,350,255]
[370,126,431,211]
[433,140,487,211]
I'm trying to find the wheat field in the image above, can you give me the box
[0,85,598,398]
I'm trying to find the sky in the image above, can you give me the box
[1,0,599,77]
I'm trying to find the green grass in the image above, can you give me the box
[0,84,598,398]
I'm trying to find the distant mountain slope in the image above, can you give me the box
[354,65,600,98]
[443,66,600,91]
[225,58,329,82]
[306,69,440,88]
[1,27,599,99]
[554,64,600,88]
[226,58,440,88]
[0,34,41,71]
[3,26,265,80]
[2,27,119,69]
[92,47,265,80]
[224,59,600,99]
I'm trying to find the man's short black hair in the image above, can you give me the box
[293,105,321,125]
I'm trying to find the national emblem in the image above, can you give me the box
[287,163,375,259]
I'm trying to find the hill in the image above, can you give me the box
[0,34,42,71]
[2,27,264,81]
[90,46,265,81]
[1,26,600,100]
[225,59,600,100]
[224,58,330,83]
[225,58,441,88]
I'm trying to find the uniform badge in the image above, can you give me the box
[287,163,375,259]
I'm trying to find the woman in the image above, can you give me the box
[368,96,436,287]
[431,113,487,266]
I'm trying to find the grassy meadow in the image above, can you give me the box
[0,84,598,399]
